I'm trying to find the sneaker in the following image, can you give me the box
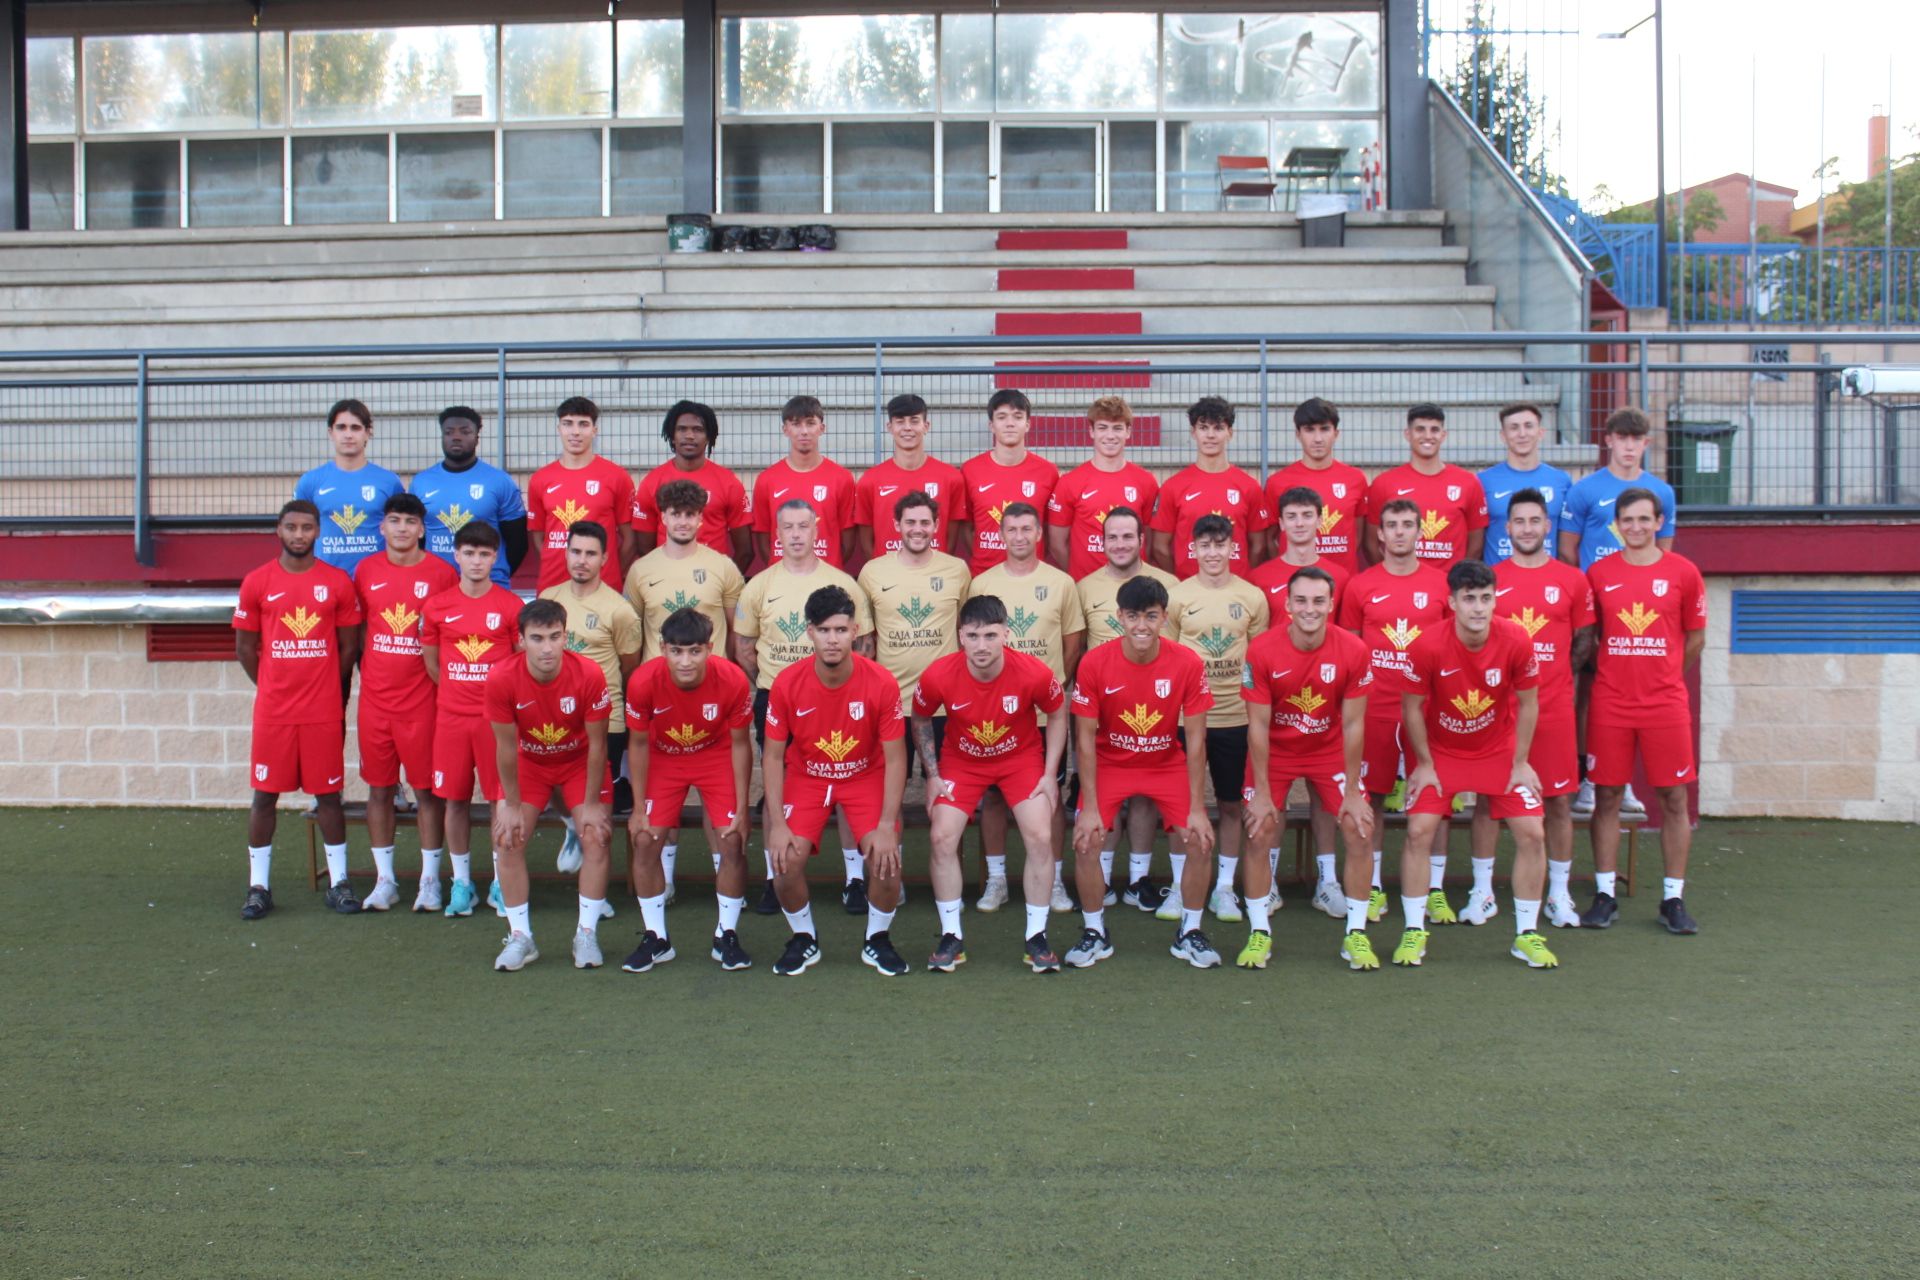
[773,933,821,977]
[753,880,782,915]
[1367,888,1387,923]
[1154,889,1183,923]
[975,876,1009,913]
[443,880,478,918]
[926,932,967,972]
[1049,880,1075,913]
[1572,778,1596,815]
[647,932,677,966]
[1510,931,1560,968]
[1024,933,1062,973]
[494,932,539,971]
[710,929,753,971]
[1659,897,1700,935]
[1384,778,1407,813]
[1102,884,1118,907]
[1425,889,1457,926]
[1544,894,1582,929]
[324,879,363,915]
[1579,891,1619,929]
[487,878,506,918]
[861,931,909,977]
[1459,887,1499,926]
[841,878,869,916]
[1620,787,1648,817]
[611,776,634,818]
[1171,928,1223,969]
[1266,885,1283,914]
[240,885,274,921]
[599,900,616,920]
[1122,878,1167,913]
[1235,929,1273,969]
[1391,928,1430,967]
[1209,886,1244,923]
[622,930,669,972]
[555,826,583,874]
[411,879,443,914]
[1310,881,1347,919]
[572,928,604,970]
[1064,928,1114,968]
[663,882,676,907]
[1341,930,1381,971]
[363,878,402,912]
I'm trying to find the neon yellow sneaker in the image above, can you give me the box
[1426,889,1457,926]
[1510,931,1560,969]
[1367,888,1387,922]
[1235,929,1273,969]
[1340,930,1380,971]
[1391,928,1430,967]
[1385,779,1407,813]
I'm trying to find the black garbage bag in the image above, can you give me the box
[795,224,837,251]
[718,225,753,252]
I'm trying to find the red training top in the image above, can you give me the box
[233,558,362,725]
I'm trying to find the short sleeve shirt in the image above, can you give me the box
[1337,562,1453,717]
[624,544,747,661]
[234,558,362,725]
[623,655,754,757]
[1402,619,1541,762]
[483,650,611,765]
[911,648,1065,773]
[964,561,1086,685]
[733,561,873,691]
[752,458,858,568]
[1241,625,1374,763]
[411,460,527,587]
[1248,556,1351,625]
[854,456,967,555]
[352,552,458,719]
[1560,469,1679,569]
[538,582,643,721]
[1588,550,1707,722]
[1150,464,1274,578]
[1167,573,1270,728]
[1075,563,1181,648]
[1365,463,1489,567]
[1266,459,1368,574]
[526,456,637,591]
[1048,461,1161,580]
[1477,461,1574,564]
[1492,557,1596,715]
[856,551,972,699]
[960,450,1062,573]
[294,461,407,576]
[631,458,751,555]
[421,584,526,719]
[1069,637,1212,766]
[764,652,905,783]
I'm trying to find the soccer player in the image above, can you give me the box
[295,398,406,577]
[1396,560,1557,970]
[627,479,747,661]
[1478,402,1573,565]
[1167,515,1269,926]
[1264,397,1368,574]
[485,600,614,972]
[855,393,966,558]
[1047,395,1161,580]
[422,522,525,919]
[539,520,643,821]
[751,395,857,568]
[1472,489,1595,929]
[351,493,456,912]
[233,501,363,920]
[959,389,1061,574]
[912,595,1069,972]
[1363,403,1488,568]
[1338,499,1452,923]
[1579,487,1707,935]
[527,397,637,591]
[762,587,908,978]
[1075,507,1180,650]
[1240,565,1378,969]
[623,608,756,972]
[630,400,754,573]
[1150,396,1274,578]
[1250,486,1352,620]
[411,405,529,588]
[1067,576,1217,969]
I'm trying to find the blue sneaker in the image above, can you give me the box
[444,879,479,918]
[487,878,506,918]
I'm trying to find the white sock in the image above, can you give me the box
[577,896,605,932]
[1128,852,1151,883]
[1428,854,1447,891]
[1052,862,1066,889]
[1215,855,1238,892]
[985,855,1007,880]
[1170,852,1187,886]
[324,843,348,886]
[1596,870,1618,897]
[1472,856,1495,895]
[783,904,816,938]
[866,904,897,938]
[562,814,576,835]
[716,895,744,933]
[640,893,668,939]
[1246,894,1271,932]
[844,847,865,884]
[662,842,678,886]
[1514,898,1542,932]
[506,902,532,938]
[451,852,472,884]
[936,898,964,937]
[1548,860,1571,897]
[491,849,500,881]
[247,844,272,890]
[1269,845,1281,877]
[1345,896,1370,932]
[371,845,396,881]
[1316,853,1337,884]
[1371,850,1383,888]
[764,848,777,877]
[1180,906,1203,933]
[1099,849,1115,885]
[1083,908,1107,935]
[1402,895,1427,930]
[1664,877,1685,900]
[1025,902,1049,937]
[420,847,443,883]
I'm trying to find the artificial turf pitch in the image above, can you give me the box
[2,808,1914,1279]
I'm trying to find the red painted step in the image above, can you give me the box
[994,360,1152,390]
[996,229,1129,251]
[994,312,1142,337]
[997,267,1134,292]
[1029,415,1162,448]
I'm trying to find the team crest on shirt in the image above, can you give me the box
[312,584,329,602]
[254,763,268,782]
[1653,579,1670,597]
[586,480,601,495]
[1413,592,1428,609]
[930,576,944,592]
[1544,585,1561,604]
[1485,669,1502,687]
[1227,488,1241,505]
[414,580,430,598]
[814,484,828,502]
[585,613,600,631]
[1124,486,1138,502]
[1154,679,1171,697]
[362,485,377,503]
[1332,482,1347,499]
[1447,485,1461,501]
[1022,481,1036,496]
[1034,585,1049,601]
[850,701,865,721]
[1228,603,1244,620]
[560,697,576,713]
[691,568,707,585]
[1321,663,1337,683]
[703,703,718,720]
[486,612,501,629]
[926,482,940,498]
[1003,695,1020,714]
[471,483,485,500]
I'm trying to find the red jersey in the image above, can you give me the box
[1364,463,1489,567]
[630,458,750,556]
[854,456,966,555]
[1402,619,1540,761]
[910,648,1064,771]
[752,457,857,568]
[1492,557,1596,715]
[1588,550,1707,721]
[1337,562,1452,718]
[1241,624,1374,762]
[1047,460,1161,579]
[623,654,754,757]
[233,559,362,725]
[1266,459,1369,573]
[527,456,636,591]
[960,450,1061,573]
[1248,556,1350,624]
[421,584,525,719]
[352,552,458,718]
[764,653,905,783]
[1069,637,1212,766]
[1149,463,1274,578]
[484,649,611,764]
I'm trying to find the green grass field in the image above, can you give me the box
[3,808,1915,1279]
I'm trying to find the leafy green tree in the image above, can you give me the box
[1441,1,1564,193]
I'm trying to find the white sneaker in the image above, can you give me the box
[975,876,1009,913]
[1572,779,1596,815]
[598,900,616,920]
[1209,886,1243,923]
[1544,894,1582,928]
[1266,885,1283,914]
[494,932,539,971]
[1459,887,1500,926]
[664,881,677,907]
[1620,787,1647,816]
[1050,880,1075,913]
[571,927,603,969]
[411,878,443,914]
[1102,885,1118,907]
[555,827,583,874]
[1310,881,1347,919]
[362,878,402,912]
[1155,890,1184,923]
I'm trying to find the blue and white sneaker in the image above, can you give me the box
[487,878,506,918]
[555,827,583,874]
[443,879,479,918]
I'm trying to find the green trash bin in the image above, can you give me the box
[1666,420,1738,506]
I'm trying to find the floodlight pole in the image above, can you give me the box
[1653,0,1669,313]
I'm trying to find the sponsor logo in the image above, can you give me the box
[1396,487,1416,496]
[437,503,476,533]
[773,487,790,499]
[813,729,860,762]
[1319,509,1343,536]
[1420,510,1450,540]
[1381,618,1421,650]
[1007,607,1039,637]
[666,723,710,749]
[968,720,1012,748]
[453,635,492,662]
[266,592,286,603]
[879,485,899,497]
[545,484,563,494]
[1194,626,1237,658]
[1285,684,1327,714]
[898,597,937,627]
[774,612,808,641]
[280,606,323,638]
[317,487,335,497]
[1184,491,1203,501]
[551,498,592,528]
[379,603,421,635]
[1370,593,1391,604]
[1440,667,1461,677]
[1598,497,1618,509]
[976,483,994,494]
[1493,489,1514,500]
[528,723,571,747]
[1512,607,1550,638]
[1450,689,1495,719]
[517,700,537,710]
[1603,583,1625,592]
[793,707,816,718]
[1119,703,1163,736]
[662,589,700,614]
[1617,602,1661,636]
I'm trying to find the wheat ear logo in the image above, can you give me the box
[813,730,861,762]
[898,597,937,627]
[453,635,492,662]
[436,503,475,533]
[379,602,421,635]
[1194,626,1237,658]
[1617,602,1660,636]
[968,720,1011,748]
[528,723,571,747]
[1512,606,1549,638]
[1285,684,1328,715]
[552,498,591,527]
[1450,689,1495,719]
[774,612,808,641]
[330,506,368,535]
[1420,509,1450,540]
[281,605,323,638]
[1380,618,1421,650]
[665,724,710,750]
[1118,704,1163,736]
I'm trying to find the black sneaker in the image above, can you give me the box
[324,879,362,914]
[1658,897,1700,935]
[1064,927,1114,968]
[1121,877,1167,912]
[647,931,676,966]
[841,877,869,915]
[773,932,821,977]
[710,929,752,971]
[240,885,274,921]
[621,931,661,973]
[753,880,782,915]
[1024,933,1062,973]
[927,932,967,972]
[1579,891,1619,929]
[861,930,909,977]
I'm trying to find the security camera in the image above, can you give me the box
[1840,367,1920,396]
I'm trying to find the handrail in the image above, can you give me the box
[1427,80,1594,283]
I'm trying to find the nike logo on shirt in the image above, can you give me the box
[1370,594,1391,603]
[795,707,816,717]
[1396,487,1416,495]
[1081,490,1099,499]
[1440,668,1460,677]
[1603,584,1624,592]
[1103,685,1127,694]
[1493,490,1514,499]
[371,582,387,591]
[1496,588,1514,596]
[420,490,438,501]
[517,700,536,709]
[1272,669,1291,679]
[546,484,564,494]
[1184,491,1202,500]
[773,488,790,498]
[949,701,970,710]
[881,585,897,592]
[1598,498,1617,508]
[976,484,995,493]
[317,487,335,496]
[444,614,463,622]
[327,776,343,786]
[879,486,898,496]
[653,705,672,714]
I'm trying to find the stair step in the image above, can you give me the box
[994,360,1153,390]
[997,267,1135,291]
[994,312,1144,337]
[997,229,1130,251]
[1029,413,1163,447]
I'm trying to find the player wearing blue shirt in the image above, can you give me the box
[1479,402,1574,564]
[1558,407,1677,570]
[411,405,530,588]
[293,398,406,577]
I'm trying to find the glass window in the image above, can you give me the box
[1000,126,1099,213]
[1110,121,1158,213]
[505,128,603,220]
[723,15,934,115]
[85,139,181,229]
[27,38,75,135]
[291,27,496,127]
[833,123,933,214]
[504,23,612,120]
[720,123,822,214]
[397,133,495,222]
[1165,118,1268,211]
[617,19,684,118]
[938,15,991,112]
[611,127,684,215]
[1273,117,1380,201]
[995,13,1157,113]
[189,139,284,228]
[942,122,988,213]
[84,32,271,133]
[1164,13,1380,111]
[261,33,286,128]
[291,135,389,224]
[28,143,75,229]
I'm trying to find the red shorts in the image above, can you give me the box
[1529,711,1579,798]
[358,705,435,789]
[250,719,345,796]
[1085,756,1193,832]
[1360,714,1405,795]
[782,769,888,848]
[1405,751,1543,820]
[1586,719,1696,788]
[936,753,1048,814]
[1242,752,1348,813]
[431,715,501,803]
[643,751,739,831]
[518,753,612,812]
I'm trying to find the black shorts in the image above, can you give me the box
[752,687,771,749]
[904,714,946,780]
[1206,725,1249,807]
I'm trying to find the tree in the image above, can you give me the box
[1823,144,1920,248]
[1441,1,1565,193]
[1608,189,1726,242]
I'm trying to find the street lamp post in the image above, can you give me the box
[1603,3,1667,312]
